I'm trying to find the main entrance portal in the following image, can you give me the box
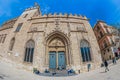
[49,51,66,69]
[47,36,67,69]
[45,32,72,70]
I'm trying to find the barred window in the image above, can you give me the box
[80,40,92,62]
[24,40,35,63]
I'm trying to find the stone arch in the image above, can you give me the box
[25,39,35,48]
[45,31,72,69]
[24,39,35,63]
[80,39,90,47]
[45,31,70,45]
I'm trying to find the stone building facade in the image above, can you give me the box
[93,21,120,61]
[0,3,102,73]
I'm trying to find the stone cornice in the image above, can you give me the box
[70,30,88,33]
[28,13,90,21]
[27,31,44,33]
[0,27,13,31]
[32,21,85,24]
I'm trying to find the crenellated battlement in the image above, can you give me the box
[32,13,88,20]
[1,18,17,26]
[25,7,38,11]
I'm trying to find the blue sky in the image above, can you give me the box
[0,0,120,27]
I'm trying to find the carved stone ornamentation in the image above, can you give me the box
[54,19,60,31]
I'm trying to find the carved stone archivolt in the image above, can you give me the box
[49,38,65,47]
[44,31,72,67]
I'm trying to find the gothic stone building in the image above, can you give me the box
[0,4,102,73]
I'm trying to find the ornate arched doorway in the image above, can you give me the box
[45,32,71,70]
[48,37,66,69]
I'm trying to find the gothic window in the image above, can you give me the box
[24,40,35,63]
[15,23,23,32]
[80,40,92,62]
[9,38,15,51]
[2,34,7,43]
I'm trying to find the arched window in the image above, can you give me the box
[80,40,91,62]
[9,38,15,51]
[24,40,35,63]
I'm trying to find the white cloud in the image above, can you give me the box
[0,0,19,17]
[41,5,50,14]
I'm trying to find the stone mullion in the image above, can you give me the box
[29,48,32,62]
[83,47,86,62]
[24,48,27,61]
[26,48,29,62]
[86,47,89,61]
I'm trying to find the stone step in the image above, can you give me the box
[41,70,76,76]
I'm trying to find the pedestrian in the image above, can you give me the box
[52,69,56,76]
[104,60,109,72]
[112,57,117,64]
[67,68,70,75]
[87,64,91,72]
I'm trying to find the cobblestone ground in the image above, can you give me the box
[0,60,120,80]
